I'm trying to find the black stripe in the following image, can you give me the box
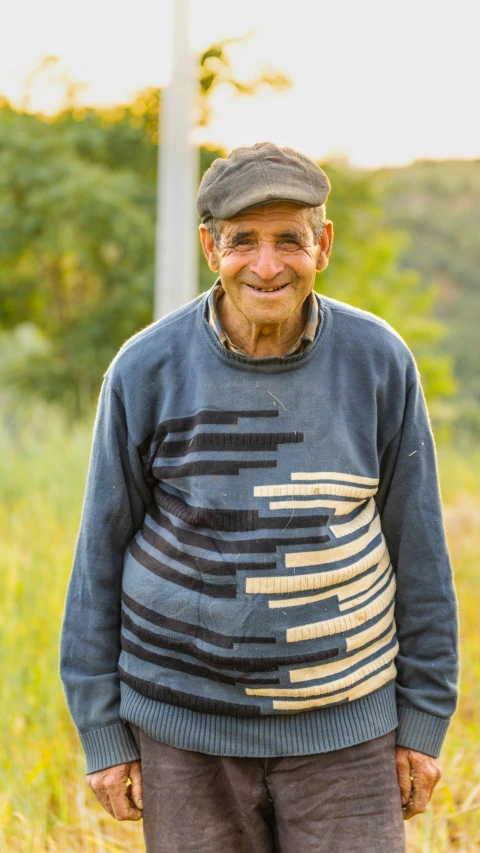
[138,409,280,456]
[121,636,280,685]
[141,522,277,574]
[153,460,277,479]
[121,590,276,647]
[121,610,339,672]
[154,487,329,532]
[149,505,329,553]
[157,432,304,457]
[119,666,261,717]
[130,540,237,599]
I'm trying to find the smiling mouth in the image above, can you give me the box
[246,283,289,293]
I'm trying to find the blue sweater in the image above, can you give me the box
[60,290,459,774]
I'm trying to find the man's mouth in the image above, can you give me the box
[246,283,289,293]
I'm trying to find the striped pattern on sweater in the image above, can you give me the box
[119,406,397,718]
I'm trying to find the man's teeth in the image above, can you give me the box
[250,284,287,292]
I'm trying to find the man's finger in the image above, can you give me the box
[404,760,441,820]
[404,792,428,818]
[86,777,116,818]
[129,761,144,810]
[395,748,413,808]
[104,764,143,822]
[396,749,442,821]
[93,787,116,818]
[109,785,143,822]
[86,763,143,821]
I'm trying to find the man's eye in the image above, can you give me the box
[279,240,300,250]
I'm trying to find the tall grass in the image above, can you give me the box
[0,396,479,852]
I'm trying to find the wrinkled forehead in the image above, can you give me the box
[222,201,313,239]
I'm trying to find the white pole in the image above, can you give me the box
[154,0,198,319]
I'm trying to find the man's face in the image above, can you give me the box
[200,202,333,329]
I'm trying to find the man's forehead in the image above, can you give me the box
[223,202,311,235]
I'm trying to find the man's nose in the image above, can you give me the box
[249,242,285,281]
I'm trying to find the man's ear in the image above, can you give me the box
[199,225,219,271]
[315,221,334,272]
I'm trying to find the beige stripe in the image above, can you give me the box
[285,515,382,569]
[270,662,396,711]
[291,472,379,485]
[247,641,398,696]
[269,499,364,515]
[290,625,397,684]
[247,539,386,596]
[286,576,396,643]
[346,604,396,652]
[268,550,390,609]
[254,483,377,499]
[339,567,393,612]
[330,498,376,539]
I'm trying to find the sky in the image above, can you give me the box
[1,0,479,168]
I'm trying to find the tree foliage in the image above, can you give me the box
[0,61,457,420]
[198,37,291,127]
[376,160,480,408]
[0,101,155,414]
[318,164,455,402]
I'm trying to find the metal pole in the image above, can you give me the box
[154,0,198,319]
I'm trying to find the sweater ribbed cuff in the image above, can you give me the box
[396,706,450,758]
[80,722,140,774]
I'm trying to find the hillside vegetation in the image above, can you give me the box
[377,159,480,435]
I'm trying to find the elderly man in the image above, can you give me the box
[60,143,459,853]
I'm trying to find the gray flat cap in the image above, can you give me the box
[197,142,330,222]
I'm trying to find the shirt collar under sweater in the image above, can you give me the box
[207,280,320,357]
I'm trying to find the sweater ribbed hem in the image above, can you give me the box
[80,721,140,774]
[119,679,398,757]
[396,706,450,758]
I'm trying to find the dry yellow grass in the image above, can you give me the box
[0,398,478,852]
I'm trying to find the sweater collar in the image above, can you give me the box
[199,283,331,374]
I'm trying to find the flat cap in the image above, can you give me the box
[197,142,330,222]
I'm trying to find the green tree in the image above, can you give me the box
[0,102,155,415]
[0,44,290,416]
[0,56,455,418]
[375,160,480,436]
[318,163,455,402]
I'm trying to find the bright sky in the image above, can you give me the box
[1,0,479,167]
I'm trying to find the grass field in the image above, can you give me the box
[1,395,479,852]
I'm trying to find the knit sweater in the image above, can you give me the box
[60,289,459,774]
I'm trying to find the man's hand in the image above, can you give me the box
[86,760,143,821]
[396,747,442,820]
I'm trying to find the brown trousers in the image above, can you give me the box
[129,725,405,853]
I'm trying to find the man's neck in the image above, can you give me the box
[216,291,310,358]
